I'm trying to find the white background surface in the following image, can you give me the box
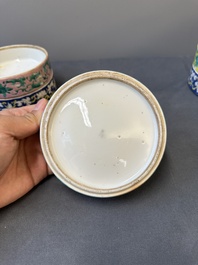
[0,0,198,60]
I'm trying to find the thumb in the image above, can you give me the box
[3,99,48,139]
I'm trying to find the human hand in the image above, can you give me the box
[0,99,52,208]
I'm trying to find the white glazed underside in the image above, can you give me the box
[0,46,46,78]
[49,79,158,189]
[41,71,166,197]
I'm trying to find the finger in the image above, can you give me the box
[0,99,48,139]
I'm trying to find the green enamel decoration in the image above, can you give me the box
[0,84,12,97]
[6,77,26,87]
[30,72,40,81]
[193,50,198,71]
[32,83,41,89]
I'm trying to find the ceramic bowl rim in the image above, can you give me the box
[0,44,49,81]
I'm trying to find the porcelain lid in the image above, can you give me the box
[40,70,166,197]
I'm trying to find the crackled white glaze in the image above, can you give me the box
[48,78,159,190]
